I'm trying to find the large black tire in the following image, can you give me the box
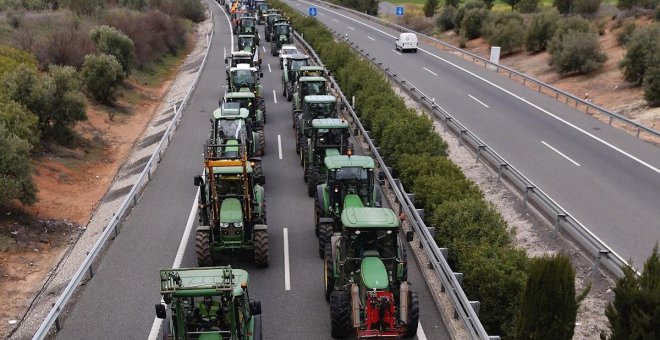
[196,229,212,267]
[307,165,318,197]
[300,142,308,168]
[401,242,408,282]
[286,83,293,102]
[404,291,420,338]
[329,291,352,338]
[314,194,322,237]
[253,230,269,267]
[324,244,334,302]
[254,162,265,185]
[282,82,287,97]
[293,112,299,130]
[258,98,266,124]
[257,129,266,157]
[319,223,333,258]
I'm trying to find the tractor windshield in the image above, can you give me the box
[238,38,254,51]
[307,102,335,117]
[290,58,309,70]
[242,18,255,26]
[178,296,235,337]
[275,25,288,35]
[233,70,255,87]
[303,81,327,96]
[258,3,268,10]
[345,229,398,261]
[217,119,243,140]
[335,167,368,181]
[226,98,253,113]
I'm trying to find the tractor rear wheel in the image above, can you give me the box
[307,165,318,197]
[314,195,322,237]
[254,162,265,185]
[404,291,420,338]
[319,223,332,258]
[253,230,269,267]
[329,291,352,338]
[324,244,334,302]
[286,83,293,102]
[300,142,308,168]
[196,229,212,267]
[401,242,408,282]
[293,112,299,130]
[257,130,266,156]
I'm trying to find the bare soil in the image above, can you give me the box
[0,64,179,338]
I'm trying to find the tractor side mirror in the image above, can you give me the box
[406,230,414,242]
[250,300,262,315]
[224,57,228,64]
[219,99,223,107]
[260,71,263,78]
[155,304,166,319]
[378,170,386,181]
[194,175,204,187]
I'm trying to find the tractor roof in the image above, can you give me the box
[274,22,289,26]
[341,207,400,229]
[290,53,309,60]
[213,106,249,119]
[324,154,374,169]
[159,267,249,298]
[209,162,254,174]
[225,91,255,99]
[300,65,325,71]
[312,118,349,129]
[232,63,256,71]
[298,76,326,83]
[238,34,256,39]
[304,95,336,103]
[231,51,253,57]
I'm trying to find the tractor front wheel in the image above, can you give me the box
[254,162,265,185]
[300,142,308,168]
[324,244,334,302]
[196,229,212,267]
[329,291,352,338]
[319,223,333,258]
[257,130,266,156]
[307,165,318,197]
[314,195,322,237]
[286,83,293,102]
[404,291,420,338]
[253,230,269,267]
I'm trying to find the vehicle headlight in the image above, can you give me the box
[234,222,244,228]
[220,222,230,228]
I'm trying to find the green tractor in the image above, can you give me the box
[314,154,383,256]
[210,103,265,163]
[282,54,310,101]
[294,95,337,154]
[226,64,265,119]
[194,149,269,267]
[221,91,266,127]
[236,16,258,39]
[264,12,281,42]
[155,266,263,340]
[270,21,292,56]
[323,207,418,338]
[291,75,328,114]
[301,118,351,197]
[237,35,259,56]
[255,1,268,24]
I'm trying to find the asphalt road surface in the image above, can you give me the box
[284,0,660,269]
[55,1,451,339]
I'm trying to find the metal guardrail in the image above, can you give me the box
[292,31,498,340]
[31,16,215,340]
[320,27,633,279]
[306,0,660,142]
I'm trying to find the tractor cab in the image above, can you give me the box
[222,92,265,129]
[193,149,268,267]
[298,65,329,78]
[237,34,258,55]
[156,267,263,340]
[225,51,257,68]
[228,63,263,94]
[256,1,268,23]
[294,95,337,154]
[270,22,292,56]
[264,12,282,42]
[231,10,248,32]
[292,76,329,113]
[282,54,310,101]
[302,118,351,196]
[323,208,418,338]
[236,16,257,37]
[210,103,265,159]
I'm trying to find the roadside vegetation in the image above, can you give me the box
[273,0,660,338]
[0,0,205,208]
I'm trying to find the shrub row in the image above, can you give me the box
[271,1,530,336]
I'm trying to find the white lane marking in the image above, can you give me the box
[319,12,325,16]
[278,134,283,159]
[148,190,200,340]
[268,63,272,72]
[468,94,489,108]
[541,141,581,167]
[392,49,402,55]
[348,26,355,30]
[262,45,266,53]
[273,89,277,104]
[283,228,291,290]
[298,0,660,175]
[418,322,428,339]
[332,18,338,22]
[423,67,437,77]
[367,36,375,41]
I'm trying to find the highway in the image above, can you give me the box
[284,0,660,269]
[54,1,451,339]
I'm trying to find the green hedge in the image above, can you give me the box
[270,1,530,336]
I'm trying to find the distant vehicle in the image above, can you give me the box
[395,32,418,53]
[279,45,299,69]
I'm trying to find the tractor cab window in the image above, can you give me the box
[316,129,342,147]
[344,230,398,270]
[219,176,243,196]
[290,58,309,71]
[186,296,232,337]
[227,98,253,111]
[242,18,255,26]
[258,3,267,10]
[217,119,243,140]
[275,25,288,35]
[303,81,327,96]
[232,70,255,88]
[307,102,335,117]
[238,38,254,51]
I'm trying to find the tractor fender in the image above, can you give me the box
[254,224,267,231]
[196,225,211,232]
[253,185,264,205]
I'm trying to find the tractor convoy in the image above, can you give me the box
[154,1,420,338]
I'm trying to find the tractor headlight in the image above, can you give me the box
[234,221,244,228]
[220,222,230,228]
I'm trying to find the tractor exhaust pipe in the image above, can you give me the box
[400,282,409,324]
[351,284,360,329]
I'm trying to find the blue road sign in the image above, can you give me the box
[395,6,404,16]
[309,7,317,16]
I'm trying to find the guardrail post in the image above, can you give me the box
[497,163,508,181]
[88,264,94,278]
[470,301,481,317]
[416,208,425,220]
[636,128,641,138]
[406,193,415,206]
[554,213,567,238]
[592,249,611,279]
[476,145,486,162]
[459,129,467,146]
[55,316,61,331]
[524,185,535,207]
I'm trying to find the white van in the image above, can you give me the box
[395,32,418,53]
